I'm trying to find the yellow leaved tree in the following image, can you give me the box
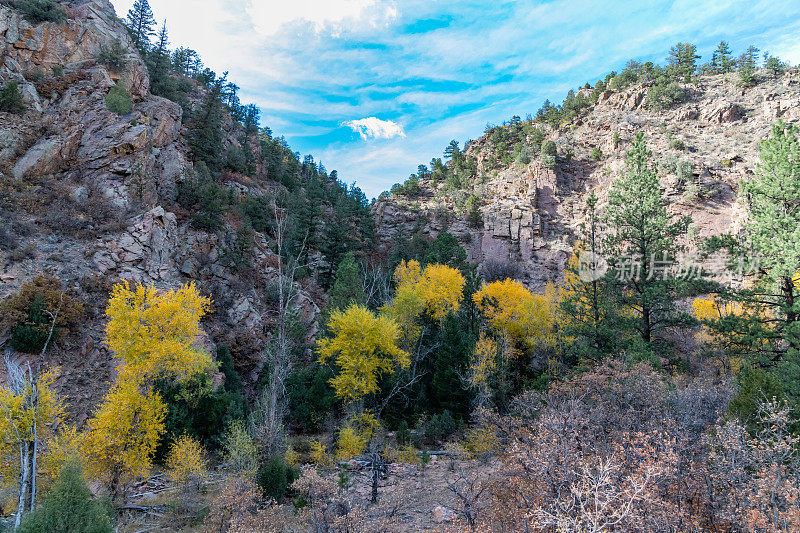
[83,382,166,501]
[166,435,209,487]
[318,304,410,403]
[105,281,213,385]
[84,281,213,501]
[0,368,63,525]
[381,260,465,349]
[469,332,499,408]
[472,278,555,355]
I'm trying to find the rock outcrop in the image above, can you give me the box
[375,70,800,289]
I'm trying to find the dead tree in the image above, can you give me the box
[250,204,309,457]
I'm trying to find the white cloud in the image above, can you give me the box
[342,117,406,139]
[244,0,395,36]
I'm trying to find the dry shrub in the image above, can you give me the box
[475,361,745,531]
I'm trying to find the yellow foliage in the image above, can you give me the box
[318,304,410,402]
[222,421,259,477]
[0,370,63,488]
[105,281,213,385]
[472,278,555,352]
[284,446,300,467]
[382,260,465,348]
[83,382,166,491]
[469,332,499,390]
[335,425,367,461]
[386,444,419,464]
[309,440,333,467]
[166,435,208,485]
[692,295,746,345]
[41,425,85,484]
[351,411,380,441]
[462,425,500,459]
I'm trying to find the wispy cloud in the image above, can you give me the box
[342,117,406,139]
[111,0,800,197]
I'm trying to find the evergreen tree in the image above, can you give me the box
[444,140,462,165]
[429,314,472,418]
[125,0,156,53]
[188,73,227,169]
[738,45,760,87]
[711,41,735,73]
[147,20,174,99]
[603,132,691,347]
[19,459,112,533]
[327,253,366,312]
[667,42,700,81]
[711,121,800,379]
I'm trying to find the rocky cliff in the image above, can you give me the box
[374,70,800,289]
[0,0,319,422]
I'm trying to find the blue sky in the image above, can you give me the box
[110,0,800,198]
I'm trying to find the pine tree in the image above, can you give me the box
[711,41,735,73]
[603,132,691,346]
[19,459,112,533]
[444,140,461,165]
[188,73,227,169]
[557,193,620,362]
[125,0,156,53]
[327,253,366,312]
[738,45,760,87]
[667,42,700,81]
[147,20,174,98]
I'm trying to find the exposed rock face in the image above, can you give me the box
[0,1,319,420]
[375,70,800,289]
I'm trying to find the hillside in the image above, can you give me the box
[1,0,375,421]
[376,68,800,288]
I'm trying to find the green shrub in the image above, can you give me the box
[396,420,410,445]
[424,410,457,443]
[728,366,784,432]
[19,459,112,533]
[98,40,127,71]
[0,81,26,114]
[669,138,686,151]
[646,80,685,110]
[465,194,482,228]
[541,139,557,158]
[257,455,298,501]
[513,144,532,166]
[9,296,56,353]
[104,83,132,115]
[590,147,603,161]
[14,0,66,24]
[51,65,63,77]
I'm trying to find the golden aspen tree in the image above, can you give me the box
[105,281,213,385]
[0,367,62,527]
[469,332,499,408]
[472,278,555,353]
[166,435,208,487]
[83,381,166,502]
[381,260,465,349]
[317,304,410,402]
